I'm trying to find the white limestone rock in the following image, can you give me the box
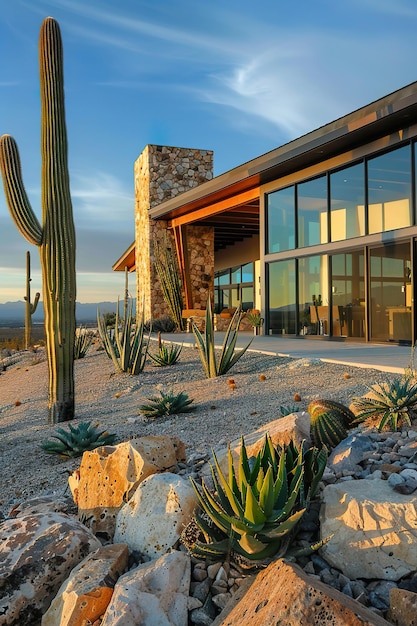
[100,550,191,626]
[114,472,198,558]
[320,478,417,580]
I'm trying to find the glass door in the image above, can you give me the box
[369,242,412,342]
[331,251,365,339]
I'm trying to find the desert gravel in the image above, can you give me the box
[0,336,401,518]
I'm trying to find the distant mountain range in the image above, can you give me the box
[0,300,120,326]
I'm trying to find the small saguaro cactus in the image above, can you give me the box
[24,250,40,350]
[0,17,76,423]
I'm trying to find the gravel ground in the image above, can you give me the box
[0,336,401,518]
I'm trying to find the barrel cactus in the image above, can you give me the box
[0,18,76,423]
[308,399,355,450]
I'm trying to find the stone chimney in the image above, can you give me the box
[134,145,214,322]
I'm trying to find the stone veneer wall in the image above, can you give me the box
[134,145,214,322]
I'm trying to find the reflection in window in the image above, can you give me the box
[368,145,412,234]
[298,176,328,247]
[266,187,295,253]
[214,263,254,313]
[267,260,296,334]
[298,256,329,335]
[330,163,365,241]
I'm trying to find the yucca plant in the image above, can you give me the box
[308,399,355,450]
[139,388,194,418]
[149,332,182,367]
[352,378,417,431]
[41,421,116,458]
[192,297,252,379]
[97,298,150,374]
[188,434,327,562]
[74,326,93,359]
[279,404,299,417]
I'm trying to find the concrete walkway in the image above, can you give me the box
[155,332,415,374]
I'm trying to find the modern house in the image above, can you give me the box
[113,80,417,344]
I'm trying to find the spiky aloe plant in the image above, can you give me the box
[74,326,93,359]
[352,378,417,431]
[308,399,355,450]
[188,434,327,562]
[154,232,185,330]
[149,332,182,366]
[97,298,150,374]
[0,18,76,423]
[192,297,252,378]
[139,388,194,418]
[41,421,116,458]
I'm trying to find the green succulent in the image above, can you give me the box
[279,404,299,417]
[352,378,417,431]
[149,333,182,366]
[192,297,252,379]
[308,399,355,450]
[97,298,150,374]
[74,326,93,359]
[41,421,116,458]
[139,388,194,418]
[188,434,327,562]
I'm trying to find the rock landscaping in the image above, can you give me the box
[1,340,417,624]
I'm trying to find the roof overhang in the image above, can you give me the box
[112,241,135,272]
[148,80,417,222]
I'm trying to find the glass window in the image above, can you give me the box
[266,187,295,253]
[368,145,412,234]
[267,260,296,334]
[231,266,241,284]
[241,286,254,311]
[330,162,365,241]
[242,262,254,282]
[298,176,328,247]
[298,256,329,335]
[331,252,365,339]
[218,269,230,286]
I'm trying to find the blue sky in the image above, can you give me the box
[1,0,417,303]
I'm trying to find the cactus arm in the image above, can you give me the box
[0,135,43,246]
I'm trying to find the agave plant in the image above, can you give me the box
[74,326,93,359]
[308,399,355,450]
[352,378,417,431]
[97,298,150,374]
[192,297,252,379]
[41,421,116,458]
[149,332,182,366]
[139,388,194,418]
[188,434,327,562]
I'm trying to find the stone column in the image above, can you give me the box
[134,145,214,322]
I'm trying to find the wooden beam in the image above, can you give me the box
[169,187,260,228]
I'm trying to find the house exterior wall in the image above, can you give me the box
[134,144,214,321]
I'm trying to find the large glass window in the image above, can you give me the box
[266,187,295,253]
[298,176,328,247]
[368,145,412,234]
[369,242,411,341]
[298,255,329,335]
[214,263,254,313]
[330,163,365,241]
[267,260,296,334]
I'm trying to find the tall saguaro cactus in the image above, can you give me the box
[24,250,40,350]
[0,17,76,423]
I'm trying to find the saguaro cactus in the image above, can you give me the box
[24,250,40,350]
[0,17,76,423]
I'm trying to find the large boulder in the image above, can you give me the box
[320,478,417,580]
[212,559,392,626]
[100,550,191,626]
[114,472,197,559]
[0,511,101,626]
[69,436,186,538]
[42,543,129,626]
